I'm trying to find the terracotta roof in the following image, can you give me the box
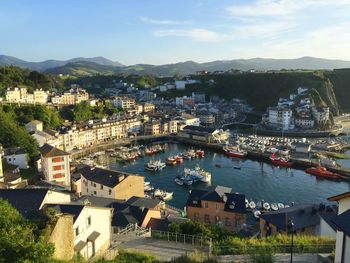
[328,192,350,201]
[39,143,69,158]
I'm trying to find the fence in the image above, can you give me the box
[151,230,213,254]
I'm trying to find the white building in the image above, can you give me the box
[294,118,314,129]
[50,204,113,259]
[39,144,71,188]
[312,107,330,124]
[112,97,135,109]
[175,80,187,90]
[268,107,294,130]
[297,87,308,95]
[25,120,43,133]
[328,192,350,263]
[3,148,29,169]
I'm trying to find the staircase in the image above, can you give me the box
[112,223,151,247]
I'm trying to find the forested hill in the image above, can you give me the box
[171,70,350,113]
[0,65,64,96]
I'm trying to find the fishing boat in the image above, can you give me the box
[174,178,184,186]
[305,165,341,179]
[277,203,285,209]
[196,150,205,158]
[223,145,247,158]
[271,203,279,211]
[184,165,211,183]
[233,166,241,170]
[175,155,183,163]
[166,156,177,165]
[249,201,256,210]
[154,189,173,201]
[253,210,261,219]
[270,154,293,168]
[263,202,271,210]
[145,160,166,171]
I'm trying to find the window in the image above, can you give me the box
[109,189,112,195]
[204,214,210,224]
[53,173,64,179]
[204,202,208,209]
[100,185,103,190]
[93,191,97,195]
[93,183,96,188]
[75,227,79,237]
[225,217,231,226]
[87,216,92,227]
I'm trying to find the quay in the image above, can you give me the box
[70,134,350,180]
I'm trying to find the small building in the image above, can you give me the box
[259,204,322,237]
[3,148,29,169]
[144,121,161,136]
[178,125,229,143]
[185,186,246,231]
[0,161,27,189]
[268,107,294,130]
[39,144,71,187]
[295,118,314,129]
[25,120,43,132]
[328,192,350,263]
[47,204,113,259]
[79,166,144,200]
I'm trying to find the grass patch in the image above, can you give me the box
[319,151,349,159]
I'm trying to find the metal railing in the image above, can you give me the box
[151,230,213,255]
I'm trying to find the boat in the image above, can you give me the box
[305,165,341,179]
[166,156,177,165]
[174,178,184,185]
[270,154,293,168]
[277,203,285,209]
[175,155,183,163]
[196,150,205,158]
[154,189,173,201]
[248,201,256,210]
[184,165,211,183]
[253,210,261,219]
[245,199,249,208]
[215,164,221,168]
[223,145,247,158]
[233,166,241,170]
[263,202,271,210]
[145,160,166,171]
[271,203,279,211]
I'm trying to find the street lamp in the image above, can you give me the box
[287,219,295,263]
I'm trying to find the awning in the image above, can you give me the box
[87,231,100,242]
[74,240,86,251]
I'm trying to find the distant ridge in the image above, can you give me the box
[2,54,350,76]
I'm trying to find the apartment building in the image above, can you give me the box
[268,107,294,130]
[33,89,49,104]
[312,107,330,124]
[185,186,246,231]
[5,87,48,104]
[112,96,135,109]
[79,166,144,200]
[39,144,71,187]
[142,102,155,113]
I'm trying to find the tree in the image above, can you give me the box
[0,199,54,263]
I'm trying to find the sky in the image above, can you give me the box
[0,0,350,65]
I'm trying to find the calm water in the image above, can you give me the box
[99,143,350,209]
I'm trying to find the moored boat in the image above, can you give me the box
[166,156,177,165]
[223,145,247,158]
[305,165,341,179]
[196,150,205,158]
[270,154,293,168]
[253,210,261,219]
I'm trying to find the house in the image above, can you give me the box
[259,204,324,237]
[39,144,71,187]
[185,186,246,231]
[3,147,29,169]
[328,192,350,263]
[178,125,230,143]
[268,107,294,130]
[47,204,113,259]
[0,188,71,219]
[32,130,60,148]
[79,166,144,200]
[25,120,43,132]
[0,161,27,189]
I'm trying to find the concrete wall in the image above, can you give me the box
[49,215,74,260]
[319,218,336,238]
[41,190,71,208]
[4,153,28,169]
[141,209,161,228]
[115,175,144,200]
[338,196,350,214]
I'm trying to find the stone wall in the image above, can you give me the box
[49,214,74,260]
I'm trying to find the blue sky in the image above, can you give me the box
[1,0,350,65]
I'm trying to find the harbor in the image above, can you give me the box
[84,142,350,211]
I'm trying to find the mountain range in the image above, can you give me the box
[1,55,350,76]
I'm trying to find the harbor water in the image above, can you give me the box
[99,143,350,209]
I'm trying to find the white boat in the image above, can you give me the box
[253,210,261,219]
[154,189,173,201]
[245,199,249,208]
[174,178,184,185]
[249,201,256,209]
[263,202,271,210]
[184,165,211,183]
[277,203,285,209]
[271,203,279,211]
[145,160,166,171]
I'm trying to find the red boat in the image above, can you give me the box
[175,155,183,163]
[305,165,341,179]
[223,145,247,158]
[196,150,205,158]
[270,154,293,168]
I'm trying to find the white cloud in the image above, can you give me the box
[227,0,350,17]
[140,17,191,25]
[235,21,296,38]
[153,28,231,42]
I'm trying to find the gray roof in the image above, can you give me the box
[76,195,123,208]
[39,143,69,157]
[332,209,350,236]
[125,196,161,209]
